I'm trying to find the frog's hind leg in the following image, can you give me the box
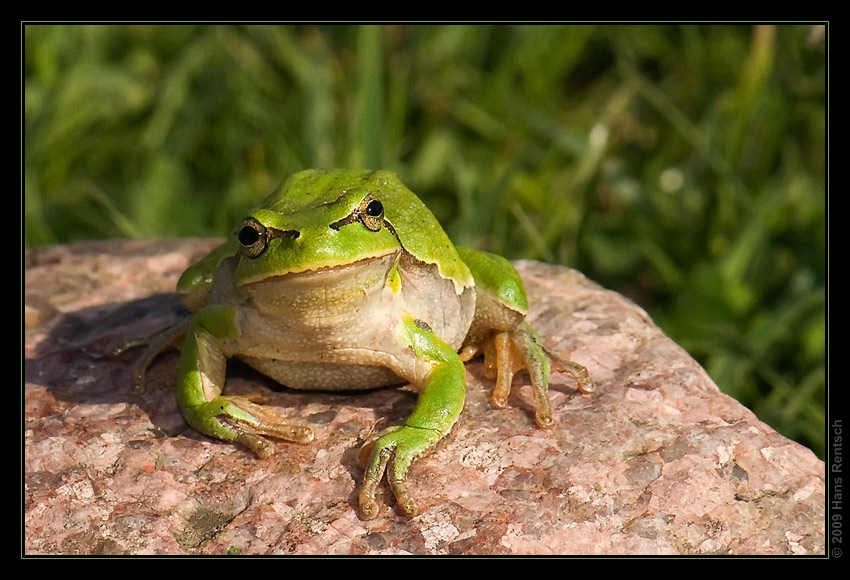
[465,322,594,429]
[108,316,190,395]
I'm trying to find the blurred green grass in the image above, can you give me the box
[23,24,826,458]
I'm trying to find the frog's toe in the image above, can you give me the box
[225,394,315,443]
[387,477,418,518]
[191,395,315,458]
[234,432,276,459]
[549,355,596,394]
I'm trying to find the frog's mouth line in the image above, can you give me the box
[242,251,401,286]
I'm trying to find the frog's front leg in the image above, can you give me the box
[358,317,466,520]
[177,305,314,458]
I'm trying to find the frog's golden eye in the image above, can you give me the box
[357,194,384,232]
[238,218,300,259]
[238,218,268,258]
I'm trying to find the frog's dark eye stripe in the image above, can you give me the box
[329,214,357,231]
[237,218,299,259]
[330,193,385,232]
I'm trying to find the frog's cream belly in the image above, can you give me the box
[238,357,404,390]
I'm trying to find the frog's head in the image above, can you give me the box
[232,169,473,292]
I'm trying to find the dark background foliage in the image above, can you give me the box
[23,24,827,457]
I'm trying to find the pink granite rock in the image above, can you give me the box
[24,239,825,555]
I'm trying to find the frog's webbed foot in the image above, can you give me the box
[188,394,315,459]
[357,425,444,520]
[461,322,594,428]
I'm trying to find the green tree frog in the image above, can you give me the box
[137,169,594,520]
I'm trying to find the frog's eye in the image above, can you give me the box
[238,218,300,259]
[358,194,384,232]
[364,198,383,217]
[238,218,268,258]
[329,194,385,232]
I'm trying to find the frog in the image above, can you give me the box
[133,168,594,520]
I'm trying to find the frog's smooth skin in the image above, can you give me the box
[141,169,594,520]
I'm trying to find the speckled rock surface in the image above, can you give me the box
[24,239,825,555]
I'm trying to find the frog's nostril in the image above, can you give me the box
[274,229,300,240]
